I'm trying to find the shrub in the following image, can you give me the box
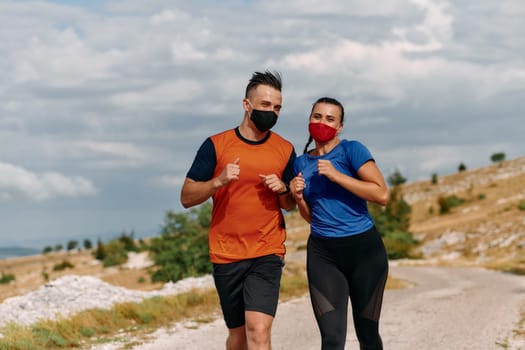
[101,240,128,267]
[117,231,139,252]
[369,186,418,259]
[83,239,93,250]
[387,169,406,186]
[67,240,78,252]
[431,173,438,185]
[53,260,74,271]
[93,239,128,267]
[518,201,525,211]
[42,246,53,255]
[438,195,465,214]
[93,239,106,261]
[490,152,506,163]
[382,230,419,259]
[0,272,15,284]
[149,202,212,283]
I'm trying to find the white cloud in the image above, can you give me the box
[77,141,147,160]
[171,41,207,62]
[150,9,190,24]
[0,0,524,244]
[155,175,185,188]
[13,27,126,86]
[110,79,204,109]
[259,0,411,16]
[0,162,97,201]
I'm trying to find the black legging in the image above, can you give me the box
[307,226,388,350]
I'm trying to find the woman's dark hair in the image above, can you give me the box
[302,97,345,154]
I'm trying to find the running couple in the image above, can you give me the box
[181,71,389,350]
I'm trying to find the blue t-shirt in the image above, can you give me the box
[293,140,375,238]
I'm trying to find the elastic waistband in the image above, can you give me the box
[310,225,378,245]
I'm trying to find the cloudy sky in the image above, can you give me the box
[1,0,523,248]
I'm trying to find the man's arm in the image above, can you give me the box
[278,147,297,211]
[181,157,241,208]
[180,178,220,208]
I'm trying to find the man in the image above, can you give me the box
[180,71,296,350]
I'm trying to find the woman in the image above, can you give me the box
[290,97,389,350]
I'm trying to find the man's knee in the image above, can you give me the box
[245,311,273,346]
[227,325,247,350]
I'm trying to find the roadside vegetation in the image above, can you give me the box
[369,171,419,259]
[0,262,308,350]
[0,168,419,349]
[0,258,406,350]
[0,272,15,285]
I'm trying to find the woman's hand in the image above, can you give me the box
[290,173,306,200]
[317,159,340,182]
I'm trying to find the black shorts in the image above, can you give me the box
[212,254,284,329]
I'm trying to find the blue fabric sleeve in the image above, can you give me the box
[186,138,217,181]
[345,141,374,177]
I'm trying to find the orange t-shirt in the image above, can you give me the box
[208,129,294,263]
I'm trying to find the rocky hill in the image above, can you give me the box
[400,156,525,271]
[1,156,524,306]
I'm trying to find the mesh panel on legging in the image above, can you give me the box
[307,228,388,350]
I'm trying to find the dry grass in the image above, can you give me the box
[1,156,525,347]
[0,287,220,349]
[0,251,164,303]
[0,264,311,350]
[399,157,525,271]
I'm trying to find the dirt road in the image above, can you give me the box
[131,264,525,350]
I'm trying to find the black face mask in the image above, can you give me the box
[250,109,278,132]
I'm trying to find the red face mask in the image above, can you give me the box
[308,122,337,143]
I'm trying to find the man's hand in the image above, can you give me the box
[215,158,240,188]
[259,174,288,194]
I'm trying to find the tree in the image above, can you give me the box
[431,173,438,185]
[149,202,212,283]
[458,162,467,172]
[83,239,93,250]
[490,152,506,164]
[368,185,417,259]
[438,195,465,214]
[67,240,78,251]
[118,231,139,252]
[94,239,106,260]
[387,169,407,187]
[101,240,128,267]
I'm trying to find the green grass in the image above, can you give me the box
[0,260,404,349]
[0,272,15,285]
[0,287,221,349]
[0,262,309,350]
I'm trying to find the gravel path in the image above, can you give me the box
[130,264,525,350]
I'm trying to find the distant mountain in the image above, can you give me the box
[0,246,40,259]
